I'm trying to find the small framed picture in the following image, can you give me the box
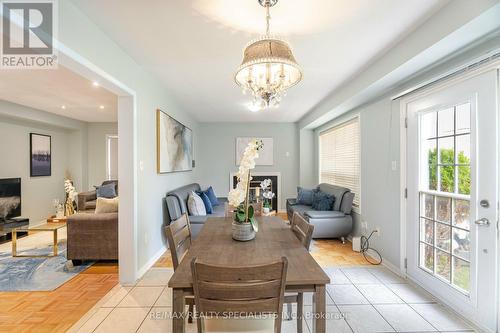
[30,133,51,177]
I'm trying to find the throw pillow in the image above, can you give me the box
[311,191,335,211]
[297,186,318,205]
[205,186,219,206]
[196,191,213,214]
[95,183,117,198]
[95,197,119,213]
[188,191,206,216]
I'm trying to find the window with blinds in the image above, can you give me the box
[319,117,360,209]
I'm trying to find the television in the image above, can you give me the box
[0,178,21,222]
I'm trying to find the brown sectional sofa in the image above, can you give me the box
[66,212,118,263]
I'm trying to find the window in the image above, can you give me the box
[319,117,360,209]
[106,135,118,180]
[418,103,471,293]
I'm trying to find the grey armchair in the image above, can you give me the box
[286,183,354,241]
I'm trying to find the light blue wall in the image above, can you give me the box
[195,123,299,211]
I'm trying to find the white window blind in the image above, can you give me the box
[319,117,360,208]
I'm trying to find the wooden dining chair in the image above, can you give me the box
[284,212,315,332]
[164,213,196,323]
[225,202,263,218]
[191,257,288,333]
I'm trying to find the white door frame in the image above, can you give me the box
[56,45,138,285]
[399,61,500,332]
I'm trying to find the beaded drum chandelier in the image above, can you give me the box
[234,0,302,111]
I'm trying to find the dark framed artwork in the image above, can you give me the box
[156,109,193,173]
[30,133,51,177]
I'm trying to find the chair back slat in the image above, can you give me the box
[291,212,315,250]
[191,257,288,333]
[164,214,191,270]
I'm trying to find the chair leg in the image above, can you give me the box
[197,317,203,333]
[341,236,346,244]
[297,293,304,333]
[286,302,293,321]
[188,303,194,323]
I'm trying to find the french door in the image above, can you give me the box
[406,70,498,332]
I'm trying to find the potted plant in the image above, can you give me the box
[260,179,275,214]
[228,139,263,241]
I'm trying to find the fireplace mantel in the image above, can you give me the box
[229,172,282,212]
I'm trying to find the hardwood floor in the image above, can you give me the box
[0,262,118,333]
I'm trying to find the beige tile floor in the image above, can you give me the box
[68,265,477,333]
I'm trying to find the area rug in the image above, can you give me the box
[0,241,93,291]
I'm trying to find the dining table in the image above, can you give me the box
[168,216,330,332]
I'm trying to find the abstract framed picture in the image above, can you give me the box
[30,133,51,177]
[156,109,193,173]
[236,137,274,166]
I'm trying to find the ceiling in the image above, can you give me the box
[0,65,118,122]
[72,0,448,123]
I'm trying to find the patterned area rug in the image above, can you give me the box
[0,241,93,291]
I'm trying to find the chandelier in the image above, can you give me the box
[234,0,302,111]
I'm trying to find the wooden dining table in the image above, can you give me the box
[168,216,330,332]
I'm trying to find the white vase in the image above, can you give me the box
[263,207,270,214]
[232,221,256,241]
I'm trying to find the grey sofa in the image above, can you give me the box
[163,183,227,238]
[286,183,354,240]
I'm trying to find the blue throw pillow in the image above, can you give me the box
[311,190,334,211]
[196,191,213,214]
[297,186,318,205]
[95,183,116,198]
[205,186,219,206]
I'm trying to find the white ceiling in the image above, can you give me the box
[72,0,448,123]
[0,65,118,122]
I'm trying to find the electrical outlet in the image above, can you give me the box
[375,227,381,236]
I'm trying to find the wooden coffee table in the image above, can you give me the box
[12,222,66,257]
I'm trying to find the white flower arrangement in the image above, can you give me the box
[260,178,275,208]
[228,139,263,229]
[64,179,78,202]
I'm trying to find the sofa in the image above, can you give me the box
[164,183,227,238]
[66,212,118,263]
[77,180,118,211]
[286,183,354,240]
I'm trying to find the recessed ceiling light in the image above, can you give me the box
[61,105,66,109]
[99,105,105,109]
[92,81,99,87]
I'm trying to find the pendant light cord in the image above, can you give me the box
[265,5,271,35]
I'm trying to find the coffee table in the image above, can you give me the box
[12,222,66,257]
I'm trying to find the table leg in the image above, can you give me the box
[173,288,185,333]
[53,230,58,256]
[12,229,17,257]
[312,285,326,333]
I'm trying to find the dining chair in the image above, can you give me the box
[191,257,288,333]
[284,212,315,332]
[225,202,263,218]
[164,213,196,323]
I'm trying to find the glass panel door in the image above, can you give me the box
[418,104,471,293]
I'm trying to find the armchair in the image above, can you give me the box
[77,180,118,211]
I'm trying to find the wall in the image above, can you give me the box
[61,0,200,279]
[0,101,87,225]
[86,122,118,190]
[314,99,401,267]
[195,123,299,211]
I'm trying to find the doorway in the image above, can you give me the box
[404,69,498,332]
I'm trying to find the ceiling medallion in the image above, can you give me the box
[234,0,302,111]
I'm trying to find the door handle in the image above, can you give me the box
[475,218,490,226]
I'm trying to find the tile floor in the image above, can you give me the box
[69,265,476,333]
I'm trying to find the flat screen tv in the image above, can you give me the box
[0,178,21,222]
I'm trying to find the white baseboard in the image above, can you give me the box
[381,257,405,278]
[136,244,167,280]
